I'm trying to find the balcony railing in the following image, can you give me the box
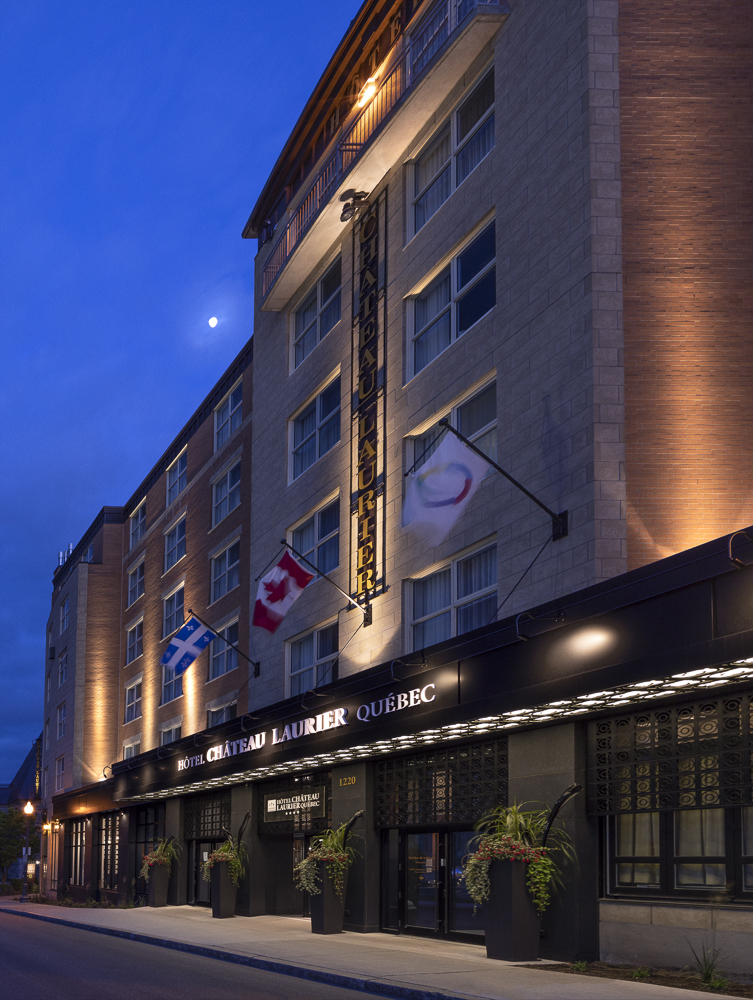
[262,0,503,300]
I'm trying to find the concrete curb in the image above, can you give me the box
[0,906,472,1000]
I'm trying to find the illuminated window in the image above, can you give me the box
[56,702,66,739]
[97,813,119,891]
[130,503,146,549]
[291,498,339,577]
[288,621,338,697]
[55,756,64,792]
[163,586,184,637]
[294,258,342,367]
[125,681,142,723]
[128,562,145,606]
[291,377,340,479]
[409,222,495,376]
[167,451,187,504]
[212,541,240,602]
[126,621,143,664]
[69,819,85,886]
[412,543,497,649]
[215,382,242,450]
[60,597,69,633]
[209,621,238,680]
[410,381,496,476]
[412,68,494,234]
[165,519,186,571]
[58,650,67,687]
[213,461,241,525]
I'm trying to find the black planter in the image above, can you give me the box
[147,863,170,908]
[210,862,237,918]
[483,859,541,961]
[309,861,347,934]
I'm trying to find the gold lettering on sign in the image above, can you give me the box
[354,203,379,602]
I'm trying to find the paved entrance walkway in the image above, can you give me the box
[0,898,738,1000]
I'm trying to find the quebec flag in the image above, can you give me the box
[160,616,215,676]
[403,431,490,546]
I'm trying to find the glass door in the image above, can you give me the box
[404,832,440,933]
[188,840,216,906]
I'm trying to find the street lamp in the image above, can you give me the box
[21,801,33,902]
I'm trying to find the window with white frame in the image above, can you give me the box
[212,541,240,602]
[60,597,69,632]
[208,701,237,727]
[213,461,241,526]
[411,543,497,649]
[130,504,146,548]
[291,498,339,577]
[161,663,183,705]
[209,621,238,680]
[123,741,140,760]
[55,756,65,792]
[57,702,66,739]
[126,621,143,663]
[411,381,497,475]
[215,382,242,450]
[165,519,186,571]
[292,377,340,479]
[167,451,187,504]
[412,68,494,234]
[289,622,338,697]
[163,586,184,637]
[58,650,67,687]
[410,221,496,376]
[294,257,342,367]
[128,562,145,606]
[160,725,182,746]
[125,680,142,723]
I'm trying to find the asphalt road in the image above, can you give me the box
[0,911,371,1000]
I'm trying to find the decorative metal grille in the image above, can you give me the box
[588,692,753,815]
[183,791,231,840]
[376,738,508,827]
[258,772,331,836]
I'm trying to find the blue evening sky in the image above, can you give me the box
[0,0,359,781]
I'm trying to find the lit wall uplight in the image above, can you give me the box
[563,627,615,656]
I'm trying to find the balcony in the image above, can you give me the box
[260,0,509,310]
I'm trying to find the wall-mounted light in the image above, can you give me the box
[340,189,369,223]
[357,76,378,108]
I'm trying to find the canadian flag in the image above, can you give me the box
[252,550,314,633]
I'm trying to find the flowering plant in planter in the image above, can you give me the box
[293,822,358,900]
[139,837,181,883]
[200,833,247,887]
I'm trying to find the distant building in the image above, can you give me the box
[1,736,42,881]
[42,0,752,972]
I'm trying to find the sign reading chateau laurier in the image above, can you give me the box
[354,201,379,603]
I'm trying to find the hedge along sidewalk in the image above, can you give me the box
[0,899,733,1000]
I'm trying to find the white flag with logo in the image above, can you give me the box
[403,431,490,545]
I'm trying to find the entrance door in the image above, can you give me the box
[382,829,484,940]
[189,840,218,906]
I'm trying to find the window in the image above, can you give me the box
[291,498,339,577]
[84,544,94,563]
[609,807,753,899]
[97,813,119,891]
[213,461,241,525]
[167,451,187,504]
[69,818,85,886]
[163,586,184,637]
[55,756,64,792]
[58,651,67,686]
[165,519,186,571]
[289,622,338,697]
[46,672,51,701]
[410,222,495,375]
[212,541,240,602]
[43,767,48,800]
[130,504,146,548]
[56,702,66,739]
[294,257,342,367]
[216,382,242,450]
[160,725,182,746]
[292,377,340,479]
[411,382,497,475]
[161,663,183,705]
[412,544,497,649]
[45,720,49,751]
[60,597,69,632]
[127,621,143,663]
[413,69,494,234]
[128,562,145,606]
[125,680,142,723]
[124,741,140,760]
[208,702,237,727]
[209,621,238,680]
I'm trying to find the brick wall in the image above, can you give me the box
[620,0,753,568]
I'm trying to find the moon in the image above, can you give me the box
[208,316,218,328]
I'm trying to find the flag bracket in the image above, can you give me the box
[281,541,373,626]
[437,420,568,541]
[187,609,260,677]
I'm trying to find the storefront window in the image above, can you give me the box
[615,812,660,887]
[674,808,726,888]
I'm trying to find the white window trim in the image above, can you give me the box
[289,251,342,373]
[123,732,142,749]
[124,674,143,724]
[209,538,241,607]
[406,372,497,473]
[287,491,340,582]
[288,369,341,484]
[286,618,339,698]
[126,617,144,665]
[163,513,187,574]
[127,560,145,608]
[212,459,242,528]
[160,661,184,706]
[161,582,185,640]
[59,597,69,633]
[56,702,66,739]
[208,618,240,682]
[166,447,188,506]
[57,650,67,687]
[209,445,243,486]
[214,378,243,453]
[130,500,146,550]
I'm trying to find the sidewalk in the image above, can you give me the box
[0,897,738,1000]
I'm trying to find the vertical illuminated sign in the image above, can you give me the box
[354,201,379,603]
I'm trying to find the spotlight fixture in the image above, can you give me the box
[357,76,378,108]
[340,189,369,223]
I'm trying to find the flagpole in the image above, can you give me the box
[280,540,373,625]
[437,420,568,540]
[186,609,260,677]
